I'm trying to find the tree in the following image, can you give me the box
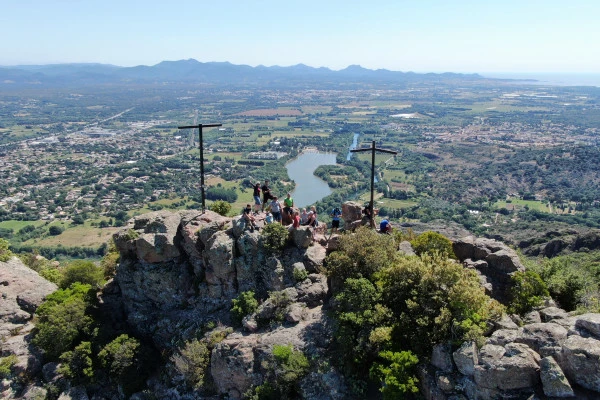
[410,231,455,258]
[49,225,64,236]
[60,260,104,289]
[0,238,12,262]
[210,200,232,216]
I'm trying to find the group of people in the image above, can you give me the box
[242,179,392,236]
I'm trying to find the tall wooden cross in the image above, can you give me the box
[178,123,222,212]
[351,140,397,228]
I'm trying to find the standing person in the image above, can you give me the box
[283,192,294,217]
[330,206,342,236]
[300,208,309,225]
[252,182,262,214]
[261,179,272,211]
[379,218,392,234]
[270,196,283,223]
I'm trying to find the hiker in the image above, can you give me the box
[283,192,294,217]
[379,218,392,234]
[270,196,283,223]
[288,210,300,232]
[307,206,318,239]
[330,206,342,235]
[261,179,272,211]
[362,203,376,229]
[300,208,309,225]
[241,204,259,232]
[265,212,273,224]
[252,181,262,214]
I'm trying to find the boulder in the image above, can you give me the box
[204,231,237,298]
[304,244,327,273]
[515,322,568,357]
[487,329,519,346]
[575,313,600,339]
[431,342,454,373]
[523,310,542,324]
[285,303,306,323]
[211,335,259,399]
[295,274,328,307]
[341,201,363,225]
[540,356,575,398]
[453,341,478,376]
[398,241,416,256]
[474,343,541,391]
[558,335,600,392]
[290,226,313,249]
[299,370,347,400]
[57,385,89,400]
[494,314,519,330]
[539,307,570,323]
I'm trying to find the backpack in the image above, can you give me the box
[332,207,341,216]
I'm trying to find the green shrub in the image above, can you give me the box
[270,344,310,397]
[410,231,455,258]
[0,238,12,262]
[33,283,94,360]
[210,200,232,216]
[48,225,64,236]
[123,229,139,241]
[101,240,120,279]
[98,334,140,384]
[0,355,18,379]
[170,339,210,390]
[60,260,104,289]
[231,291,259,325]
[40,267,63,285]
[58,341,94,384]
[509,270,549,314]
[293,267,308,282]
[261,223,289,252]
[369,350,419,399]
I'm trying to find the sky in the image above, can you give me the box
[2,0,599,74]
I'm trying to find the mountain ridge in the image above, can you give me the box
[0,58,485,87]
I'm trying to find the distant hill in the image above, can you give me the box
[0,59,484,88]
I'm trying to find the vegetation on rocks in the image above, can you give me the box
[508,270,550,314]
[261,223,289,252]
[410,231,455,258]
[210,199,232,216]
[0,238,12,261]
[170,339,211,390]
[60,259,105,289]
[231,290,259,325]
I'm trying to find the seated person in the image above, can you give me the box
[265,212,273,224]
[283,193,294,217]
[379,218,392,234]
[288,210,301,231]
[241,204,259,232]
[300,208,309,225]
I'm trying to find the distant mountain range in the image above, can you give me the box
[0,59,485,87]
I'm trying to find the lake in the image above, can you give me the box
[286,151,337,207]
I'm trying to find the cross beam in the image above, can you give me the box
[351,140,397,228]
[178,123,222,212]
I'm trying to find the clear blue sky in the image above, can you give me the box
[2,0,599,73]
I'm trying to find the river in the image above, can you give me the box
[286,151,337,208]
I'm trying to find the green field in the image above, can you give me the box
[495,199,551,213]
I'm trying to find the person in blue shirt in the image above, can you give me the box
[379,218,392,234]
[330,206,342,236]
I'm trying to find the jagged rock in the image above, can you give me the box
[539,307,570,322]
[299,370,347,400]
[487,329,519,346]
[341,201,362,224]
[290,226,313,248]
[540,356,575,398]
[304,244,327,273]
[558,335,600,392]
[575,313,600,339]
[42,362,61,383]
[204,231,236,297]
[457,376,500,400]
[296,274,328,307]
[515,322,568,357]
[453,341,478,376]
[452,236,524,302]
[523,310,542,324]
[474,343,541,391]
[398,240,416,256]
[431,342,454,373]
[285,303,306,323]
[211,334,259,399]
[58,385,89,400]
[418,364,448,400]
[437,374,454,393]
[20,385,48,399]
[494,314,519,330]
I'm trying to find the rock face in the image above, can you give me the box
[0,257,57,398]
[453,236,525,302]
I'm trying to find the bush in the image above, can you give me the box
[210,200,232,216]
[48,225,64,236]
[100,240,120,279]
[33,283,94,360]
[98,334,140,385]
[293,267,308,282]
[58,341,94,384]
[261,223,289,252]
[170,339,210,390]
[60,260,104,289]
[231,291,259,325]
[268,344,310,398]
[369,351,419,399]
[509,270,549,314]
[410,231,455,258]
[0,238,12,262]
[0,355,17,379]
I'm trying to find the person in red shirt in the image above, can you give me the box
[288,210,300,231]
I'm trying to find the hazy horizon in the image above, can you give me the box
[2,0,599,74]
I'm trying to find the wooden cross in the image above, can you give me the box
[351,140,397,227]
[178,123,222,212]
